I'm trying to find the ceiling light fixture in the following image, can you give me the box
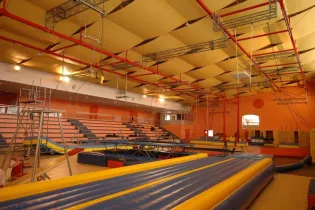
[14,65,21,71]
[63,76,70,82]
[59,76,70,82]
[143,95,147,98]
[159,97,165,103]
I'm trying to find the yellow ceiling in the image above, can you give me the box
[0,0,314,105]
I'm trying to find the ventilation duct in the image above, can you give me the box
[231,70,250,79]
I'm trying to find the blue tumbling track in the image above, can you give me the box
[0,154,275,210]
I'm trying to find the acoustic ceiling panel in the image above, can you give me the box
[133,34,186,55]
[186,64,225,79]
[157,58,194,76]
[170,17,223,45]
[180,49,229,67]
[165,0,207,20]
[107,0,187,39]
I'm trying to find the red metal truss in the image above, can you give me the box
[237,30,288,42]
[279,0,305,82]
[173,88,196,91]
[2,0,6,10]
[273,79,302,84]
[129,73,156,78]
[252,49,294,57]
[51,43,77,52]
[0,9,228,100]
[0,35,200,99]
[220,1,272,17]
[99,61,124,67]
[266,72,301,77]
[196,0,280,91]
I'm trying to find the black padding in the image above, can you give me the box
[77,152,107,166]
[275,156,312,173]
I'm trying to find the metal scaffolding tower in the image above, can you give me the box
[1,85,72,183]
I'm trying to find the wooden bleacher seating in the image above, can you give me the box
[0,115,176,145]
[79,119,136,140]
[0,114,85,144]
[130,122,171,140]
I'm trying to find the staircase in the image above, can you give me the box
[157,125,181,140]
[124,122,149,140]
[68,119,97,139]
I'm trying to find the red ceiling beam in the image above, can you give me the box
[237,30,288,42]
[279,0,305,82]
[155,82,179,85]
[0,35,200,99]
[2,0,6,10]
[274,80,302,84]
[260,62,298,68]
[253,49,294,57]
[220,1,271,17]
[173,88,196,91]
[99,61,124,67]
[129,73,155,78]
[51,43,77,52]
[196,0,280,91]
[0,10,224,100]
[266,72,301,77]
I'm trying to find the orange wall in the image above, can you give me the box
[0,92,159,123]
[164,85,315,140]
[192,85,315,139]
[39,98,158,123]
[53,98,158,123]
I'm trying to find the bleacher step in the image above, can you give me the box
[68,119,97,139]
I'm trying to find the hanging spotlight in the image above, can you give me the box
[59,76,64,81]
[159,97,165,102]
[143,95,147,98]
[14,65,21,71]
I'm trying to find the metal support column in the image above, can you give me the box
[206,94,209,141]
[236,90,240,146]
[57,114,72,176]
[223,99,226,142]
[31,111,44,182]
